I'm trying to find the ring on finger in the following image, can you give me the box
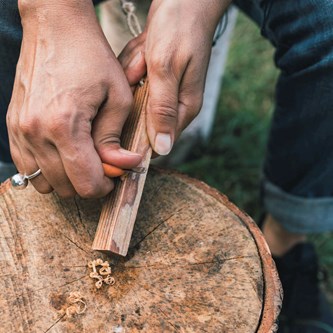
[11,168,42,190]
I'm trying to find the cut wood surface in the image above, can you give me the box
[0,168,281,333]
[93,80,152,256]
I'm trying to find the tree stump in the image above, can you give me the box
[0,168,281,333]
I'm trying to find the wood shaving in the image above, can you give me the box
[56,291,87,319]
[99,266,112,276]
[88,259,115,289]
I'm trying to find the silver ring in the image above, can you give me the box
[11,168,42,190]
[25,169,42,180]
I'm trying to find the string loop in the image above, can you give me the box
[119,0,142,37]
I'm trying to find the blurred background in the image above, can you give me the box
[177,11,277,223]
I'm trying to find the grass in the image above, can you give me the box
[177,11,333,298]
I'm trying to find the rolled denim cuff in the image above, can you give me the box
[262,177,333,234]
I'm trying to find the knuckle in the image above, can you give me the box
[7,118,19,137]
[127,34,144,50]
[152,104,178,123]
[6,112,13,128]
[95,136,121,155]
[127,38,137,50]
[77,183,99,199]
[10,149,20,164]
[18,116,41,139]
[47,113,71,137]
[150,54,172,76]
[118,93,133,111]
[112,90,133,113]
[76,177,113,199]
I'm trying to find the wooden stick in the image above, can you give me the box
[92,80,152,256]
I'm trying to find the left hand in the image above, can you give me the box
[119,0,230,156]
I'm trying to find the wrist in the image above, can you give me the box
[18,0,100,41]
[18,0,95,25]
[18,0,93,12]
[205,0,233,29]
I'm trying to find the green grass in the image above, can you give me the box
[177,12,278,221]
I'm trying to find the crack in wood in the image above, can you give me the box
[132,206,187,249]
[43,313,65,333]
[156,306,180,331]
[32,274,88,294]
[61,265,87,268]
[122,255,255,270]
[56,230,90,255]
[73,197,93,239]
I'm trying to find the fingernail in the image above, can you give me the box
[128,52,142,68]
[154,133,172,156]
[118,148,141,157]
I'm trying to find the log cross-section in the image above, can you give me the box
[92,81,152,256]
[0,168,281,333]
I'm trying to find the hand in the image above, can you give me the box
[119,0,230,156]
[7,1,142,198]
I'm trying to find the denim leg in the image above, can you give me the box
[233,0,264,28]
[236,0,333,233]
[0,0,21,164]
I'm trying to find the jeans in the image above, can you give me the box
[234,0,333,232]
[1,0,333,233]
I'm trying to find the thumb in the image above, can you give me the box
[92,89,142,169]
[146,70,179,156]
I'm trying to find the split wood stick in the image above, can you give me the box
[92,80,152,256]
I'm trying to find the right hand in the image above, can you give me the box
[7,0,142,198]
[119,0,229,156]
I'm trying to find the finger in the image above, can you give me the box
[56,134,115,199]
[176,59,207,136]
[33,144,77,198]
[119,44,147,86]
[146,57,188,156]
[10,113,75,196]
[11,141,53,194]
[8,111,76,197]
[7,97,53,193]
[7,124,52,193]
[118,33,145,68]
[124,51,147,87]
[99,146,142,169]
[92,86,142,170]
